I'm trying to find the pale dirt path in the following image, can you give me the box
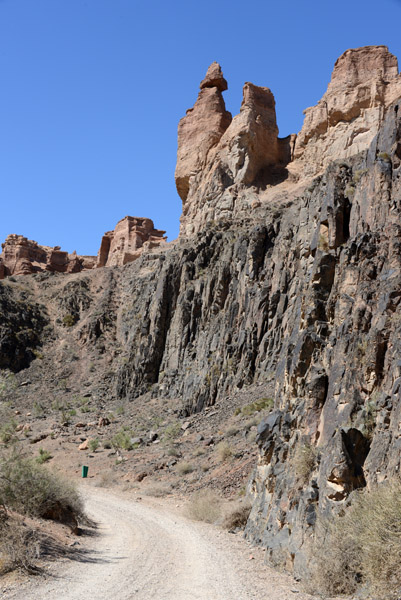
[2,486,315,600]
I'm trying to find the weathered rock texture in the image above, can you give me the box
[175,62,232,203]
[96,216,167,268]
[1,45,401,583]
[0,217,167,279]
[0,234,94,279]
[295,45,401,176]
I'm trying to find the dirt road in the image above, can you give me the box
[3,487,314,600]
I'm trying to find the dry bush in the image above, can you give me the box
[0,519,39,574]
[185,489,221,523]
[95,470,118,488]
[216,441,232,462]
[0,452,85,526]
[176,461,194,475]
[293,442,317,483]
[144,483,171,498]
[310,480,401,599]
[222,501,251,530]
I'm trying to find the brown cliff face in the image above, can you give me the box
[96,216,167,268]
[175,62,232,202]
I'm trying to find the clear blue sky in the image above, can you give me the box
[1,0,401,255]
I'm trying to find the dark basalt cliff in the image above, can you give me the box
[1,45,401,578]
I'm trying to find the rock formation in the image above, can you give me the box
[294,45,401,175]
[96,216,167,268]
[0,217,167,279]
[175,62,232,202]
[0,234,95,279]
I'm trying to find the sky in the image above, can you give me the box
[1,0,401,256]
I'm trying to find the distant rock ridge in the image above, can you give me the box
[0,216,167,279]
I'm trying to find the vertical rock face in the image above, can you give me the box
[175,62,232,202]
[96,216,167,268]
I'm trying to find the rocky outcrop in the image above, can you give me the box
[175,62,232,202]
[0,234,95,279]
[178,66,296,236]
[295,45,401,176]
[96,216,167,268]
[0,216,167,279]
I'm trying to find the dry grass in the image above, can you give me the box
[185,489,221,523]
[144,483,172,498]
[95,470,118,488]
[176,461,194,475]
[216,441,233,462]
[293,442,317,483]
[222,501,251,530]
[0,519,39,574]
[310,480,401,599]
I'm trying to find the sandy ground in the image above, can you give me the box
[1,485,316,600]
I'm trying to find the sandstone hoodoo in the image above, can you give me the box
[175,62,232,203]
[96,216,167,268]
[1,45,401,598]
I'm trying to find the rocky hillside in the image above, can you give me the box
[1,44,401,583]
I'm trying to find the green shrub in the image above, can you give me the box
[240,398,274,416]
[0,452,85,523]
[111,429,135,451]
[62,314,77,327]
[88,438,100,453]
[163,422,181,442]
[36,448,52,464]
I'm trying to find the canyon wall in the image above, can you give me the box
[1,45,401,578]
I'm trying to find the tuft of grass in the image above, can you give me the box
[185,489,221,523]
[36,448,52,464]
[176,461,194,475]
[310,480,401,599]
[88,438,100,453]
[0,519,39,574]
[293,442,317,483]
[222,501,252,530]
[225,425,239,437]
[144,483,171,498]
[239,398,274,417]
[216,441,233,462]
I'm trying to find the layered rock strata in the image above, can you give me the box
[0,217,167,278]
[0,234,94,279]
[96,216,167,268]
